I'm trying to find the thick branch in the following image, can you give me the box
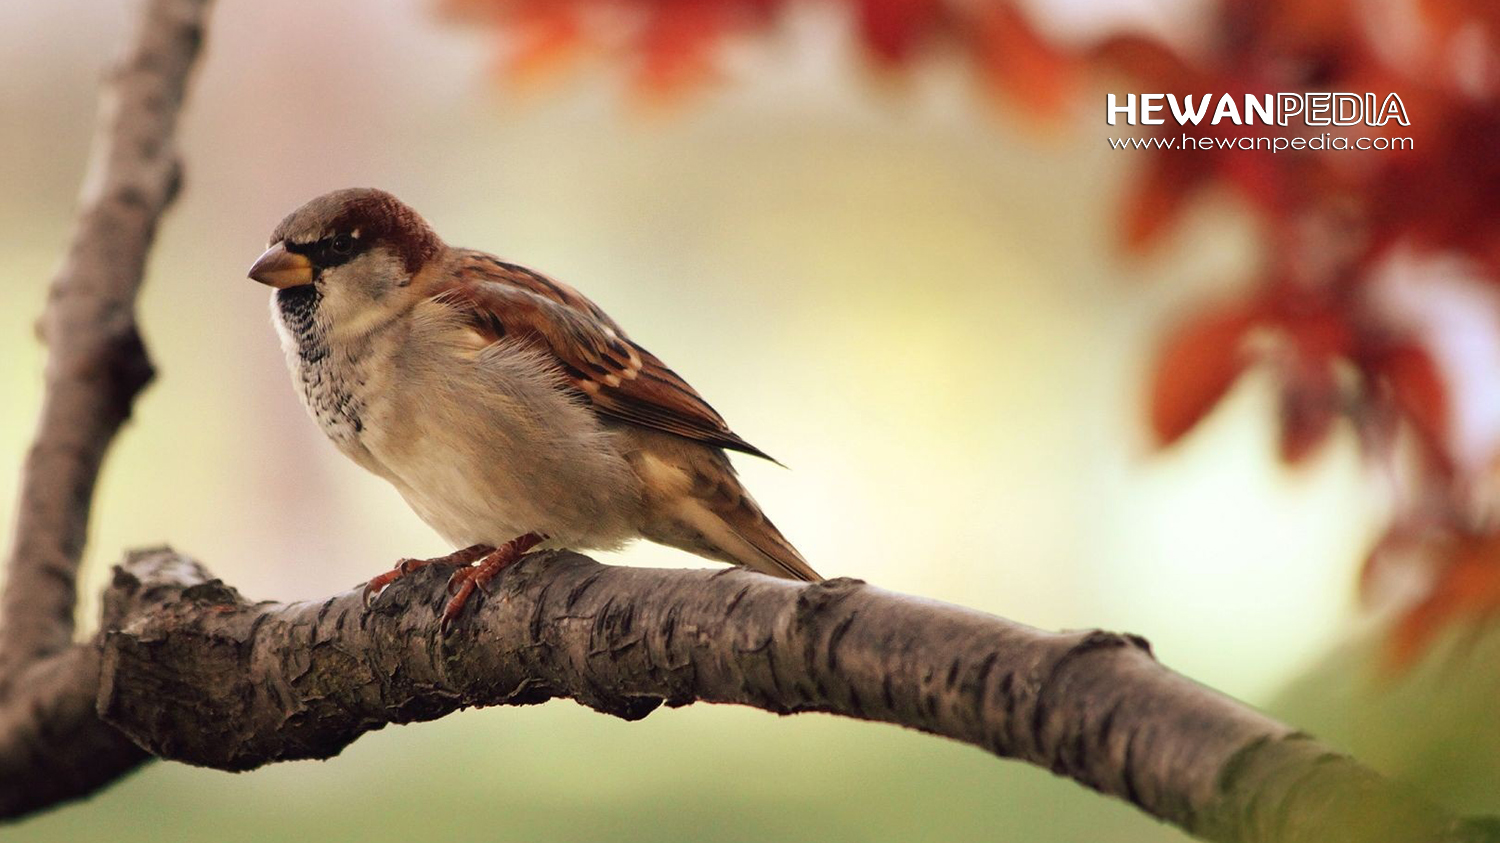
[25,545,1471,843]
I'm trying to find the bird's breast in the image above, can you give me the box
[271,287,369,454]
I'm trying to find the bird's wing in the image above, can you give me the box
[431,252,776,461]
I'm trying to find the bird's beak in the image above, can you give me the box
[248,242,313,289]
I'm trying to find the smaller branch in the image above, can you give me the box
[0,0,213,817]
[0,0,211,677]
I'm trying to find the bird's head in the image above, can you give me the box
[249,188,443,329]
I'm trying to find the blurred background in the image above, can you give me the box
[2,0,1496,840]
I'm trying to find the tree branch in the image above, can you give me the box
[0,544,1482,843]
[0,0,210,676]
[0,0,213,817]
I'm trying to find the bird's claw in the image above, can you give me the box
[401,535,541,635]
[445,568,466,596]
[360,546,494,611]
[439,578,478,636]
[361,561,416,609]
[444,565,493,596]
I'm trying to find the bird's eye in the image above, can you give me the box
[330,233,355,255]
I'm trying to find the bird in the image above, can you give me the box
[248,188,821,630]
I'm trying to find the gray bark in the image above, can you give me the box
[2,0,1498,841]
[83,547,1476,843]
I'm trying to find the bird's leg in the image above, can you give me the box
[362,543,494,608]
[440,532,546,634]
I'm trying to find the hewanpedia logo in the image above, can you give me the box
[1105,93,1410,127]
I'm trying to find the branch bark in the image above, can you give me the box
[0,544,1487,843]
[2,0,1498,841]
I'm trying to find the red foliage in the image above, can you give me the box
[854,0,944,64]
[1148,300,1261,446]
[1105,0,1494,660]
[1376,342,1450,465]
[447,0,1500,665]
[440,0,1066,107]
[501,4,583,83]
[969,5,1077,118]
[1387,530,1500,671]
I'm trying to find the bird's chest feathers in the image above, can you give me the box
[273,287,371,453]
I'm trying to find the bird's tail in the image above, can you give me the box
[713,498,822,582]
[630,435,823,582]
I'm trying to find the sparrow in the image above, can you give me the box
[248,188,821,630]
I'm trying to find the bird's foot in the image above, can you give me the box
[362,543,494,608]
[439,532,546,635]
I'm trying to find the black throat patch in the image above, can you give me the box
[276,285,327,365]
[274,284,365,440]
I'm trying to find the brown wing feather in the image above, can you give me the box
[431,252,776,462]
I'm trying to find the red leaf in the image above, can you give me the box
[1281,305,1356,360]
[1149,302,1260,446]
[971,5,1078,118]
[855,0,944,65]
[1386,533,1500,672]
[1360,522,1416,603]
[636,2,730,97]
[1388,589,1447,672]
[1419,0,1500,42]
[1120,153,1211,253]
[505,5,583,84]
[1376,341,1452,466]
[1278,357,1338,464]
[1089,34,1199,90]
